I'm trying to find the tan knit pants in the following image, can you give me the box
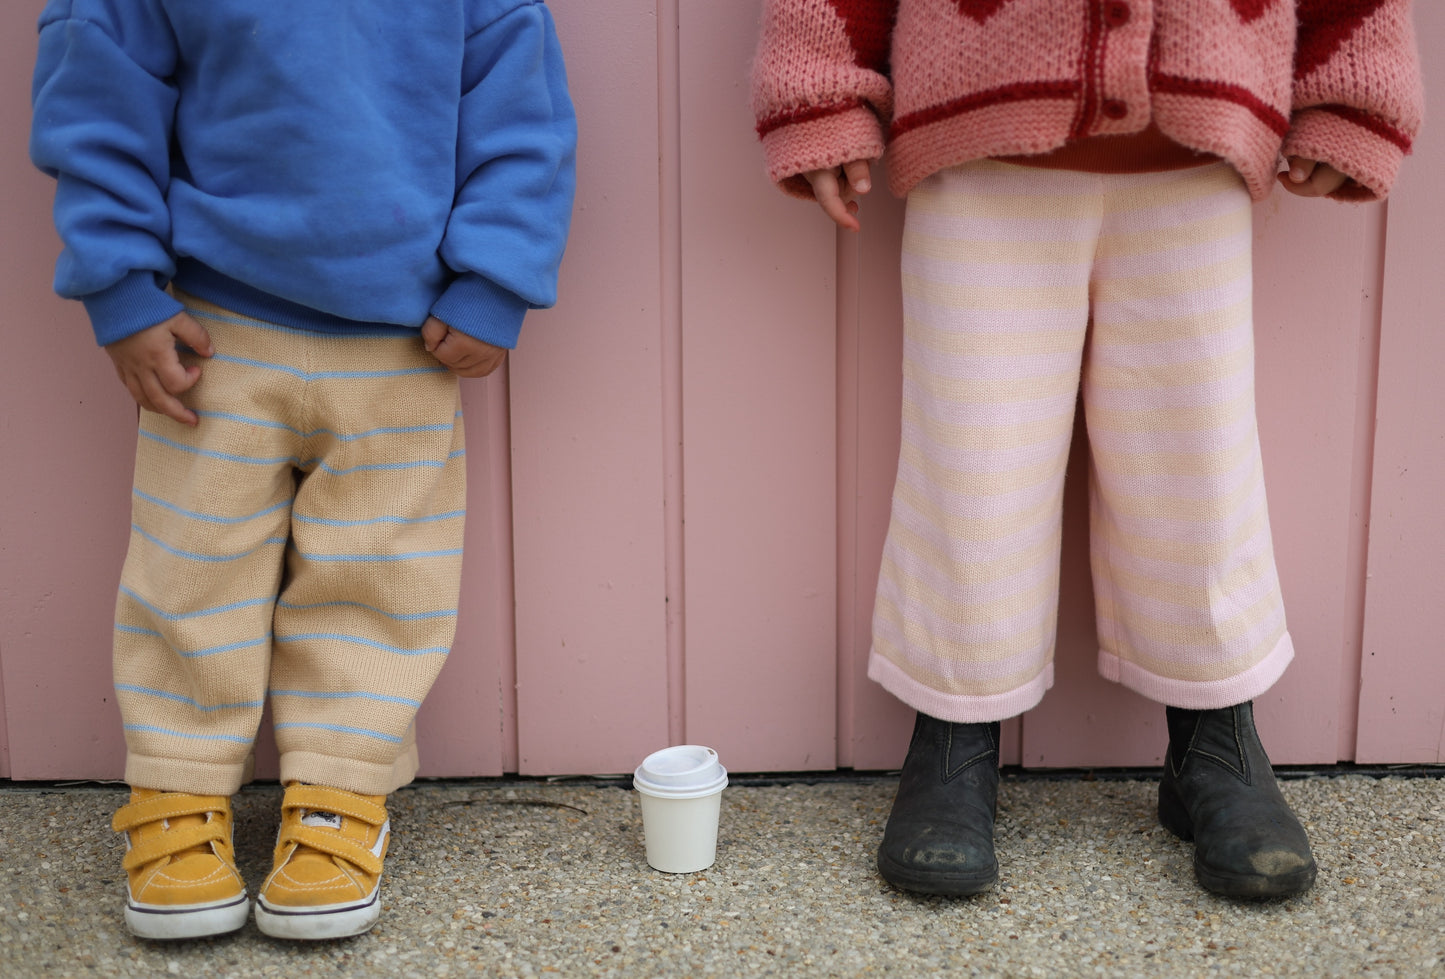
[869,161,1294,723]
[114,296,465,796]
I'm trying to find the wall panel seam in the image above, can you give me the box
[1342,204,1387,762]
[659,0,687,747]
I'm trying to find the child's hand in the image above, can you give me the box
[104,312,214,426]
[421,317,508,377]
[804,159,873,232]
[1278,157,1350,198]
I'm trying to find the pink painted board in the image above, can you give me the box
[413,375,512,777]
[1334,205,1388,762]
[506,0,671,775]
[0,1,135,780]
[1356,0,1445,765]
[677,2,839,771]
[0,658,8,779]
[838,172,920,771]
[1022,195,1375,767]
[1248,197,1376,765]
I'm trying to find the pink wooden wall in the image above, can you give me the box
[2,2,1441,781]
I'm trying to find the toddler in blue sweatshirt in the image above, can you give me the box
[31,0,577,941]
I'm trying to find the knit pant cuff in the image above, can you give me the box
[280,748,421,797]
[867,652,1052,724]
[1098,631,1296,710]
[125,753,254,797]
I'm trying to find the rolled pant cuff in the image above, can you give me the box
[867,652,1052,723]
[125,753,252,796]
[1098,631,1296,709]
[280,748,421,797]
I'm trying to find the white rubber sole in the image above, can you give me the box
[253,884,381,940]
[124,890,251,941]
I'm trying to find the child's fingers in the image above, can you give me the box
[842,159,872,196]
[1303,163,1349,196]
[170,312,214,358]
[807,169,861,231]
[136,368,199,426]
[1284,157,1317,186]
[420,316,449,352]
[426,324,508,377]
[1279,157,1349,198]
[820,193,860,232]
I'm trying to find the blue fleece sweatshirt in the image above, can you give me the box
[30,0,577,349]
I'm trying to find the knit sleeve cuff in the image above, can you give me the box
[430,272,529,350]
[82,270,185,346]
[1283,106,1414,203]
[757,101,887,200]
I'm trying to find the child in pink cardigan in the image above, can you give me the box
[753,0,1422,899]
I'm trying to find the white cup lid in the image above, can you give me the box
[633,745,727,798]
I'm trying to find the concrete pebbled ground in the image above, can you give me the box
[0,772,1440,977]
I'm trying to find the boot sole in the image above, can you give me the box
[877,851,997,897]
[1158,784,1316,899]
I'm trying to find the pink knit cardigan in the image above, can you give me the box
[751,0,1423,201]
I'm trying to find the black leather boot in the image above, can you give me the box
[877,712,1000,895]
[1159,701,1317,898]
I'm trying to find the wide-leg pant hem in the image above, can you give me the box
[125,753,254,797]
[867,652,1052,724]
[279,748,420,797]
[1098,631,1295,710]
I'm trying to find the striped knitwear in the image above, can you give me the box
[114,296,466,797]
[869,161,1293,721]
[751,0,1423,202]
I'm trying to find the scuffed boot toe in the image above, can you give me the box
[878,824,998,895]
[876,713,1001,897]
[1160,702,1317,899]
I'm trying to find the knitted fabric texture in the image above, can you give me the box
[115,297,465,797]
[869,162,1295,721]
[751,0,1423,201]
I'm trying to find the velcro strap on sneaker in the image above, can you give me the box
[120,821,230,871]
[111,793,231,833]
[281,785,388,827]
[279,822,385,876]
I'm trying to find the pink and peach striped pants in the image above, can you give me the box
[869,161,1295,723]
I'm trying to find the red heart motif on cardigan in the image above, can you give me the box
[1227,0,1276,22]
[954,0,1013,23]
[826,0,898,70]
[1294,0,1389,79]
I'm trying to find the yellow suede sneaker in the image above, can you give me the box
[111,789,250,940]
[254,784,390,940]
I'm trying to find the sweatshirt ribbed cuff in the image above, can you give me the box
[82,270,185,346]
[430,273,529,350]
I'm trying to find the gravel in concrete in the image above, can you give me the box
[0,774,1441,978]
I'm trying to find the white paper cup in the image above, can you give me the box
[633,745,728,873]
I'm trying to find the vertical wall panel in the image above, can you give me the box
[415,377,512,777]
[678,2,839,771]
[507,0,671,775]
[0,0,135,780]
[1357,0,1445,765]
[837,175,918,771]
